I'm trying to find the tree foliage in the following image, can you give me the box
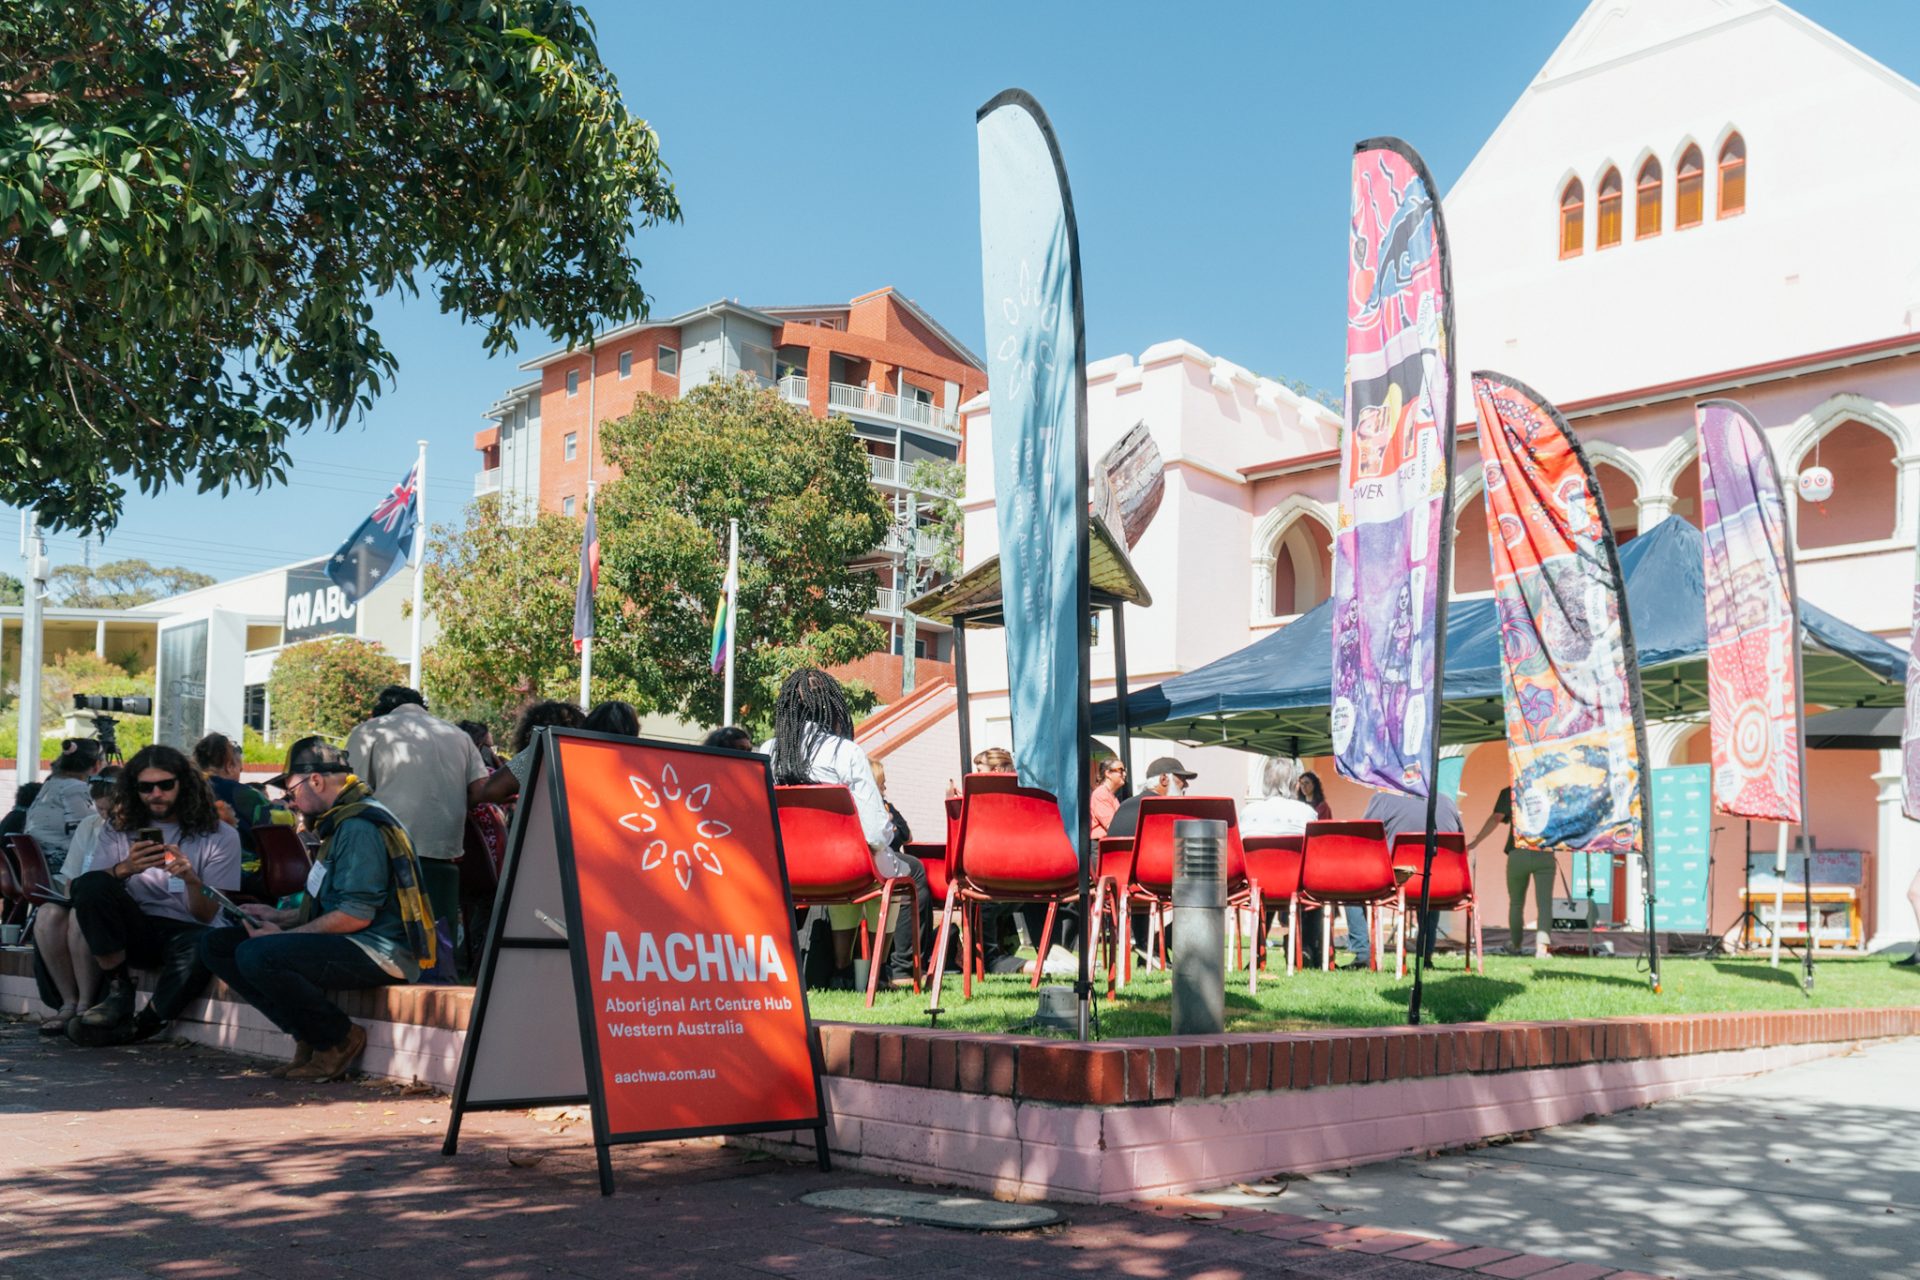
[421,493,597,735]
[265,636,405,741]
[1,0,681,530]
[0,573,20,606]
[47,557,215,607]
[906,457,964,579]
[594,379,891,732]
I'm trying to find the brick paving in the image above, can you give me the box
[0,1016,1680,1280]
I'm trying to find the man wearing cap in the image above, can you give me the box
[198,738,438,1081]
[1104,755,1196,841]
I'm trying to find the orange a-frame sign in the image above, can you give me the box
[442,728,829,1194]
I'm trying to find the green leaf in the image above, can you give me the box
[106,174,131,216]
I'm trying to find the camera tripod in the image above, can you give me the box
[87,714,125,767]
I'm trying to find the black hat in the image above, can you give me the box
[264,735,351,791]
[1144,755,1197,781]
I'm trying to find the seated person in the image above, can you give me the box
[67,747,241,1045]
[766,668,925,990]
[30,769,118,1035]
[200,738,435,1082]
[1240,756,1325,968]
[194,732,273,896]
[0,781,41,838]
[703,725,753,753]
[475,700,588,806]
[1354,787,1463,970]
[25,738,104,867]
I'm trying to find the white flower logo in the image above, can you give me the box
[616,762,732,891]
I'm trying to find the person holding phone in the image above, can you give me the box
[199,737,436,1082]
[66,745,241,1046]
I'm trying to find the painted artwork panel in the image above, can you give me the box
[1333,140,1454,797]
[1473,373,1647,857]
[1697,400,1804,824]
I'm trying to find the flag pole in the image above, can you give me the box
[722,518,739,726]
[409,439,427,690]
[579,481,596,708]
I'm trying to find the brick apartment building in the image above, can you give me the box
[473,286,988,699]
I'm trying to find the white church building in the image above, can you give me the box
[875,0,1920,952]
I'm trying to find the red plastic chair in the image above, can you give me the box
[4,834,59,939]
[249,824,313,901]
[1242,835,1305,976]
[927,777,1080,1008]
[1088,835,1135,991]
[775,785,919,1007]
[1128,797,1262,992]
[1296,820,1396,972]
[1390,831,1480,976]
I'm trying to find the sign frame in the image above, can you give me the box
[442,728,831,1195]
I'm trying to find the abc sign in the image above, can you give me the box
[1797,465,1834,503]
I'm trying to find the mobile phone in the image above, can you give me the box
[137,827,164,846]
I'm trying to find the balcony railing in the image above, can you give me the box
[868,455,905,487]
[872,587,902,615]
[826,381,960,433]
[879,526,941,558]
[777,374,809,406]
[474,468,502,497]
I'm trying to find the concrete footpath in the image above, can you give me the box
[1195,1036,1920,1280]
[2,1011,1910,1279]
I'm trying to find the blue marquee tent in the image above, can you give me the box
[1090,516,1907,757]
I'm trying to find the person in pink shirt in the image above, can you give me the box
[1089,758,1126,840]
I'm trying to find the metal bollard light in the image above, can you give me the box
[1170,818,1227,1036]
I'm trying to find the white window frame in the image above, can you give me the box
[564,432,578,461]
[658,344,680,377]
[562,496,576,517]
[618,350,633,379]
[566,369,580,397]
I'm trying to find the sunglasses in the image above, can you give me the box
[136,777,179,794]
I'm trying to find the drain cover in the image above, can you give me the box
[801,1188,1061,1231]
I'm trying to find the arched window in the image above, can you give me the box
[1795,421,1897,549]
[1718,133,1746,218]
[1270,516,1334,617]
[1676,144,1705,228]
[1559,178,1584,259]
[1592,462,1640,544]
[1454,495,1494,595]
[1635,158,1662,239]
[1597,168,1623,248]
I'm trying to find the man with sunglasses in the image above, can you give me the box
[66,744,241,1046]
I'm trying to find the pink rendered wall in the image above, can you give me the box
[1679,727,1883,940]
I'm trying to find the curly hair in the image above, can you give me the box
[511,700,587,754]
[112,744,220,837]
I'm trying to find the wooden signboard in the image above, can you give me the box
[442,728,829,1194]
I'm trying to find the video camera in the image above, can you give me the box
[73,693,152,764]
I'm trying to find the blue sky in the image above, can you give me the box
[24,0,1920,584]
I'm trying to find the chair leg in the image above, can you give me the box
[1120,893,1133,988]
[1286,898,1298,978]
[1322,904,1333,971]
[1394,890,1406,981]
[1029,901,1059,990]
[1473,900,1484,975]
[928,882,960,1011]
[960,903,975,1000]
[1247,886,1261,996]
[865,882,894,1008]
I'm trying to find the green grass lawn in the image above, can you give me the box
[804,952,1920,1038]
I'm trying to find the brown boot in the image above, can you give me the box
[285,1025,366,1082]
[269,1042,313,1078]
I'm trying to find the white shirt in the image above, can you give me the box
[347,703,487,861]
[1239,795,1319,838]
[763,728,899,868]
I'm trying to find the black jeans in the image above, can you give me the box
[68,871,213,1022]
[198,927,400,1051]
[886,855,930,981]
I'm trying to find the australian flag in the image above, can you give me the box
[326,463,419,604]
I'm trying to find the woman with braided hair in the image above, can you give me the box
[765,668,927,989]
